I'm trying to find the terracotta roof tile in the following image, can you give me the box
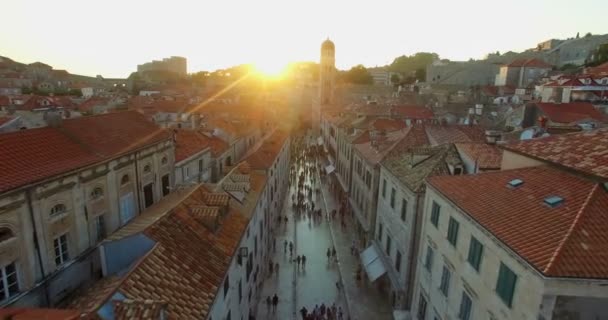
[428,166,608,278]
[0,127,101,193]
[455,143,503,170]
[501,127,608,179]
[60,111,171,158]
[0,111,171,194]
[535,102,608,124]
[354,129,409,165]
[425,125,485,145]
[174,129,211,163]
[245,130,289,169]
[113,299,167,320]
[0,308,81,320]
[389,105,435,119]
[371,118,407,131]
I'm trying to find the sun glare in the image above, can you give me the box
[253,60,287,78]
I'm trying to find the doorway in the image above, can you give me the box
[143,184,154,208]
[161,174,170,196]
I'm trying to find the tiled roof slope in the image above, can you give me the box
[0,308,82,320]
[354,129,409,165]
[389,105,435,119]
[245,130,289,170]
[0,127,101,193]
[428,166,608,278]
[0,111,171,194]
[174,129,211,163]
[60,111,171,158]
[113,299,167,320]
[455,143,503,170]
[425,125,486,146]
[383,144,461,192]
[119,207,247,319]
[535,102,608,124]
[501,128,608,179]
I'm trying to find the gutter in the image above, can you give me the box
[25,189,50,306]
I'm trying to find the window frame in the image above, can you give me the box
[439,265,451,297]
[496,262,517,308]
[390,187,396,209]
[382,179,387,198]
[467,236,484,272]
[400,198,407,222]
[447,217,460,247]
[90,187,104,200]
[53,234,69,266]
[417,294,427,320]
[458,291,473,320]
[430,201,440,227]
[50,203,67,218]
[424,245,434,272]
[0,262,19,302]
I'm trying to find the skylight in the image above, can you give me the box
[507,179,524,188]
[544,195,564,208]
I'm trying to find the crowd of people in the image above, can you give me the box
[257,131,354,320]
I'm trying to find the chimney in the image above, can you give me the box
[485,130,500,145]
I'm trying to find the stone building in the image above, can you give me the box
[0,111,174,308]
[410,128,608,320]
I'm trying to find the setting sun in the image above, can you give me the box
[253,59,287,78]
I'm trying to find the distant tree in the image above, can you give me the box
[390,73,400,85]
[388,52,439,74]
[414,68,426,82]
[496,51,501,56]
[21,86,32,94]
[576,32,580,39]
[587,43,608,67]
[585,32,592,38]
[341,65,373,84]
[69,89,83,97]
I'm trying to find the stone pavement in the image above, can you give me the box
[317,169,394,320]
[256,147,349,320]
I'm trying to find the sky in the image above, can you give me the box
[1,0,607,78]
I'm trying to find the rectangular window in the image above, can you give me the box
[424,246,434,272]
[496,262,517,308]
[439,265,451,297]
[0,262,19,301]
[382,179,387,198]
[395,251,402,272]
[386,235,392,255]
[417,294,427,320]
[430,201,440,227]
[401,199,407,222]
[238,280,242,302]
[198,159,203,173]
[447,217,460,247]
[378,222,383,242]
[53,234,69,266]
[390,188,396,208]
[467,236,484,272]
[223,275,229,298]
[95,215,106,242]
[458,291,473,320]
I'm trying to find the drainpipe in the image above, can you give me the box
[404,192,422,309]
[25,189,50,306]
[134,153,142,214]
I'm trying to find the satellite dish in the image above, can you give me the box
[520,128,535,140]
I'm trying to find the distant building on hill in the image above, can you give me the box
[137,56,187,76]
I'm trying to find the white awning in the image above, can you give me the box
[360,245,386,282]
[325,165,335,174]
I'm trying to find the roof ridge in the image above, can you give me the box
[544,183,600,274]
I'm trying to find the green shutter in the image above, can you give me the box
[467,237,483,271]
[496,263,517,308]
[448,217,459,246]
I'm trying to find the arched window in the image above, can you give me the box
[121,174,130,185]
[143,164,152,173]
[50,204,67,217]
[161,157,168,165]
[90,187,104,200]
[0,227,15,243]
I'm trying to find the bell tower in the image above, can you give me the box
[312,38,335,136]
[319,38,335,105]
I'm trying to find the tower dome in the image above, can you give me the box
[321,38,335,51]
